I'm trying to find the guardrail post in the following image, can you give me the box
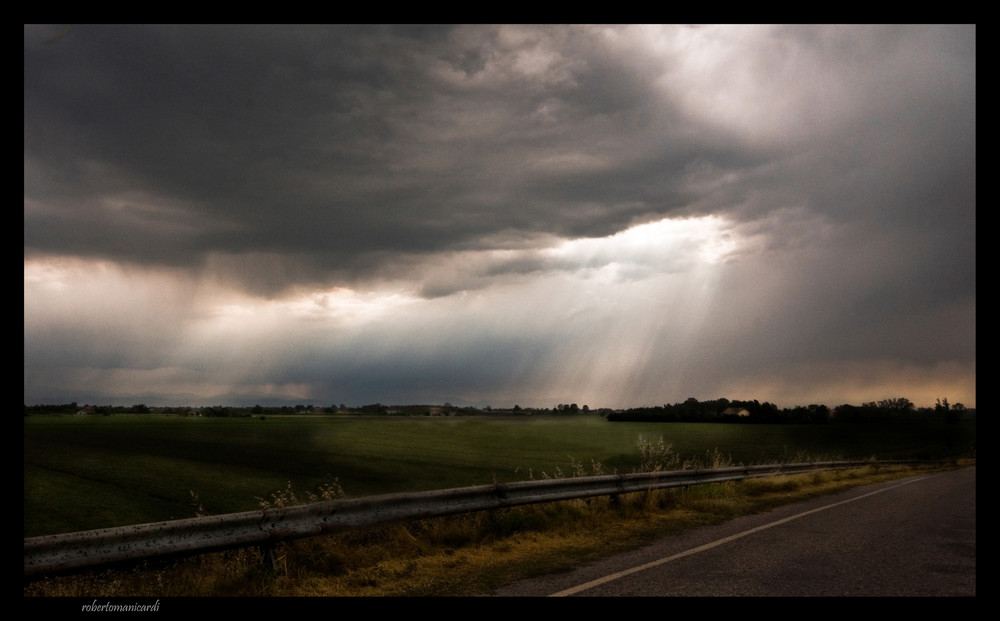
[258,542,283,573]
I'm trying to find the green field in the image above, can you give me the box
[23,414,975,538]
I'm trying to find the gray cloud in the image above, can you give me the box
[24,25,975,409]
[24,26,758,288]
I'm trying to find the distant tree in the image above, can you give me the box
[749,401,779,423]
[808,404,830,424]
[875,397,915,420]
[937,398,964,423]
[950,402,966,421]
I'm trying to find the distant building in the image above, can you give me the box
[720,407,750,418]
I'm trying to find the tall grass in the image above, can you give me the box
[255,477,345,510]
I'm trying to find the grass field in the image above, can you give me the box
[23,414,976,538]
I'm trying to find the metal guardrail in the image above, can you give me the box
[23,460,920,578]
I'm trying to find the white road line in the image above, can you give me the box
[548,473,939,597]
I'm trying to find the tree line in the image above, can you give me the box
[605,396,972,424]
[24,396,972,423]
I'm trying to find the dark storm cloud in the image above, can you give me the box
[24,25,763,294]
[24,25,975,409]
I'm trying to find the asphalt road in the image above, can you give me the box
[491,466,976,597]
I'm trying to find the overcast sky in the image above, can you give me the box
[24,24,975,409]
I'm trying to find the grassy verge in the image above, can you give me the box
[23,460,971,597]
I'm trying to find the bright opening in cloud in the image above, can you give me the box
[545,214,741,276]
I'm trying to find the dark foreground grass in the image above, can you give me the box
[24,414,976,537]
[24,461,970,597]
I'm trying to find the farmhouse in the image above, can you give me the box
[720,407,750,418]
